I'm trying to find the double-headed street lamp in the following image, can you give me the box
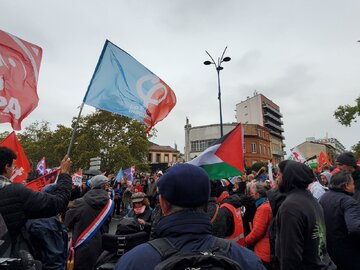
[203,46,231,137]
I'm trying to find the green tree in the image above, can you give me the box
[334,97,360,126]
[352,141,360,159]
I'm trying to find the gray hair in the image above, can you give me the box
[253,181,271,198]
[329,170,353,190]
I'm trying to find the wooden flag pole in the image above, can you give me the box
[67,102,85,156]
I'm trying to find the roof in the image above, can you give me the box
[149,142,180,153]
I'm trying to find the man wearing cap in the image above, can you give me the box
[274,160,336,270]
[65,175,113,270]
[336,151,360,203]
[115,163,265,270]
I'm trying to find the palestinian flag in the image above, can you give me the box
[188,124,244,179]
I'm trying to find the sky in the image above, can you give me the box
[1,0,359,157]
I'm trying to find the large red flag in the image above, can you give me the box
[26,169,60,192]
[0,30,42,130]
[0,131,30,182]
[317,151,331,172]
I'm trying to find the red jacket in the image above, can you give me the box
[245,200,272,262]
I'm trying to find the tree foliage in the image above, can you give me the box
[352,141,360,159]
[334,97,360,126]
[11,110,151,176]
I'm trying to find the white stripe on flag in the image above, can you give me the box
[188,144,223,166]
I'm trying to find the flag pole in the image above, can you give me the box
[67,102,85,156]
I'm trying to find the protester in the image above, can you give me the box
[113,181,123,215]
[25,184,68,270]
[64,175,113,270]
[245,181,272,269]
[0,147,72,257]
[115,163,265,270]
[319,170,360,270]
[274,160,335,270]
[336,151,360,203]
[146,176,157,208]
[126,192,152,234]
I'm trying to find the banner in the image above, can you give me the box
[72,169,83,186]
[124,166,135,182]
[83,40,176,131]
[0,30,42,130]
[26,169,60,192]
[0,131,30,182]
[115,168,123,183]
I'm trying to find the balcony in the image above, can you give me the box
[265,120,284,133]
[262,103,283,118]
[269,130,285,139]
[272,150,287,156]
[264,112,283,125]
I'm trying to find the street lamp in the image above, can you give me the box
[204,46,231,137]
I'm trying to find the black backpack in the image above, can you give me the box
[148,237,242,270]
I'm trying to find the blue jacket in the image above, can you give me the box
[115,210,265,270]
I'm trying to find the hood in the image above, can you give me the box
[83,189,109,209]
[222,194,243,208]
[267,188,286,217]
[279,160,315,193]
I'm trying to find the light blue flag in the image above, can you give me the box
[83,40,176,130]
[115,168,123,183]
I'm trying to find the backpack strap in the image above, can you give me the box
[210,205,219,224]
[209,237,231,255]
[148,238,178,259]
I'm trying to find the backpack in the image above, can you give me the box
[148,237,242,270]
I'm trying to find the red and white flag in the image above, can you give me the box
[26,169,60,192]
[36,157,46,175]
[0,30,42,130]
[0,131,30,182]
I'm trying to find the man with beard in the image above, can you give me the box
[274,160,335,270]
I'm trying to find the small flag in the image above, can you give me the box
[115,168,123,183]
[26,169,60,192]
[124,166,135,182]
[0,30,42,130]
[290,147,306,163]
[188,124,245,179]
[36,157,46,175]
[72,169,83,186]
[83,40,176,131]
[317,151,331,172]
[0,131,30,182]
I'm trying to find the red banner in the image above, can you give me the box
[0,30,42,130]
[26,169,60,192]
[0,131,30,183]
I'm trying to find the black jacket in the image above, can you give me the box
[275,189,336,270]
[65,188,111,270]
[0,173,71,245]
[207,198,227,238]
[319,189,360,270]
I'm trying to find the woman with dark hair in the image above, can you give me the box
[319,170,360,270]
[245,182,272,269]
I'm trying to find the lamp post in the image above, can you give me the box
[204,46,231,137]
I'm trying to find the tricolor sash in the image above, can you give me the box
[67,199,114,270]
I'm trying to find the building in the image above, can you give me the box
[311,137,346,156]
[148,142,181,168]
[235,93,285,164]
[295,140,338,164]
[184,119,271,165]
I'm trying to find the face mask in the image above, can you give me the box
[134,205,146,215]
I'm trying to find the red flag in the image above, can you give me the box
[26,169,60,192]
[317,151,331,172]
[0,131,30,182]
[0,30,42,130]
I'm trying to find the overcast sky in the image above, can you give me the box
[1,0,359,157]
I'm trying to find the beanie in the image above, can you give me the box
[91,175,110,189]
[336,152,357,168]
[156,163,210,208]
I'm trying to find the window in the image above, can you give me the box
[264,146,267,155]
[251,143,257,153]
[259,143,262,154]
[173,156,177,162]
[191,139,217,152]
[243,143,246,153]
[156,154,161,163]
[164,154,169,163]
[148,153,152,162]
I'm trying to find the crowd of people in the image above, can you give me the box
[1,145,360,270]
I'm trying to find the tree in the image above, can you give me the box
[352,141,360,159]
[334,97,360,126]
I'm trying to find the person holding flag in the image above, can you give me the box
[0,147,72,257]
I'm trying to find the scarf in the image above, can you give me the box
[255,197,267,208]
[0,175,11,189]
[134,205,146,215]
